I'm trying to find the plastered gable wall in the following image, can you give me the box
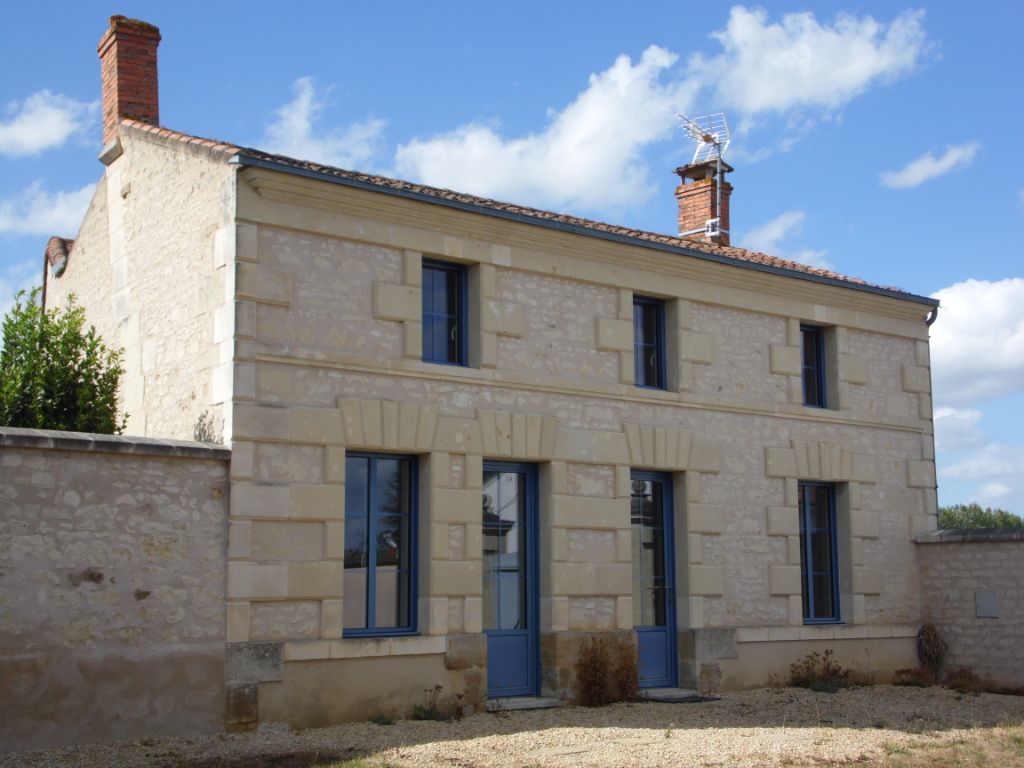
[46,126,237,440]
[223,166,937,718]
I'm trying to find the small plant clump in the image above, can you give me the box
[368,713,394,726]
[917,624,947,677]
[412,684,462,722]
[893,667,936,687]
[573,635,639,707]
[787,649,865,693]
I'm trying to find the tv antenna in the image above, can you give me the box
[677,113,731,240]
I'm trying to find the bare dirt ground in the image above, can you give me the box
[4,686,1024,768]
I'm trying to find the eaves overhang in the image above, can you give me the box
[231,152,940,310]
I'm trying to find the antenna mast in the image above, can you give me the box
[677,113,731,240]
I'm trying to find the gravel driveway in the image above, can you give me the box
[4,686,1024,767]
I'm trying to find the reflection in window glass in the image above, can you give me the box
[343,454,415,633]
[631,477,668,628]
[483,470,527,631]
[798,482,838,622]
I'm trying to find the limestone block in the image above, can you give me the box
[321,599,343,638]
[283,640,331,662]
[228,562,288,599]
[770,345,801,376]
[429,597,448,636]
[236,262,290,306]
[555,427,630,465]
[689,565,724,596]
[464,523,482,560]
[853,567,882,595]
[431,524,450,560]
[840,354,867,384]
[851,453,877,484]
[567,530,617,562]
[431,488,480,524]
[852,594,867,624]
[767,507,799,537]
[231,441,255,480]
[901,364,931,393]
[232,403,289,441]
[482,300,526,337]
[550,528,569,561]
[680,331,713,365]
[907,460,936,488]
[616,529,632,562]
[910,514,938,537]
[324,521,345,559]
[786,596,804,625]
[478,263,497,298]
[464,597,483,633]
[290,484,343,520]
[289,407,344,445]
[851,537,865,566]
[372,282,420,322]
[687,596,705,629]
[227,602,250,642]
[433,416,483,454]
[689,440,720,473]
[687,503,723,534]
[231,482,289,519]
[402,249,422,285]
[286,562,343,599]
[765,447,797,478]
[551,562,631,596]
[550,494,629,529]
[850,510,880,539]
[688,533,702,564]
[226,642,283,684]
[229,521,252,558]
[403,320,422,359]
[768,565,801,596]
[430,560,483,596]
[918,393,933,420]
[787,536,802,565]
[786,318,802,347]
[616,596,633,629]
[324,447,345,485]
[328,637,392,659]
[614,465,631,498]
[543,596,570,632]
[251,521,323,562]
[594,317,632,352]
[915,340,930,367]
[617,288,633,320]
[464,454,483,489]
[674,298,693,329]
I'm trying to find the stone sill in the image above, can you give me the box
[283,634,446,662]
[735,624,918,643]
[0,426,231,461]
[916,528,1024,544]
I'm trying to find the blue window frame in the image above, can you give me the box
[422,259,467,366]
[801,325,827,407]
[343,453,417,636]
[634,296,666,389]
[798,482,840,623]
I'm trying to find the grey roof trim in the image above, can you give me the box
[232,153,939,309]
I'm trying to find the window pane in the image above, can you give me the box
[633,298,663,388]
[375,568,410,629]
[631,477,669,628]
[802,326,824,406]
[375,513,408,568]
[799,482,838,622]
[482,470,528,631]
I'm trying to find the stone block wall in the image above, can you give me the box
[918,530,1024,686]
[0,427,230,753]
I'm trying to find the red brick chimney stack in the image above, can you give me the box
[97,16,161,148]
[674,161,733,246]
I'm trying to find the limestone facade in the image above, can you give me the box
[42,121,940,728]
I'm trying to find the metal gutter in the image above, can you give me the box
[231,153,940,309]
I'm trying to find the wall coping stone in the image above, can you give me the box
[0,426,231,460]
[915,528,1024,544]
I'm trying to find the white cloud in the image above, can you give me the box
[978,482,1012,502]
[930,278,1024,405]
[689,7,928,116]
[0,90,97,157]
[0,259,40,316]
[261,77,386,169]
[0,181,96,236]
[737,209,832,269]
[879,142,980,189]
[394,46,697,212]
[933,406,984,452]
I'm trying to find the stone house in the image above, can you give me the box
[42,16,940,729]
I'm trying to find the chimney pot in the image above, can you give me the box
[98,16,161,148]
[674,160,733,246]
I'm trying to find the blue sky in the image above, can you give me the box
[1,2,1022,514]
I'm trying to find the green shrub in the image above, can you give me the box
[937,503,1022,529]
[0,288,125,434]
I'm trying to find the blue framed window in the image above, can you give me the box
[634,296,666,389]
[343,453,417,636]
[801,325,827,407]
[422,259,467,365]
[798,482,840,623]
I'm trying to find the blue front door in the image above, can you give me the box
[483,462,538,697]
[631,471,677,688]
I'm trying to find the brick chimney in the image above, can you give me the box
[674,160,733,246]
[97,16,161,148]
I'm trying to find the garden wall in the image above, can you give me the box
[0,427,230,753]
[917,529,1024,686]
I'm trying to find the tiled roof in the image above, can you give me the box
[119,119,929,302]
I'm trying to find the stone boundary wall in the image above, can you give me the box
[0,427,231,753]
[917,529,1024,686]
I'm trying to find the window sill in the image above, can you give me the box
[283,634,445,662]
